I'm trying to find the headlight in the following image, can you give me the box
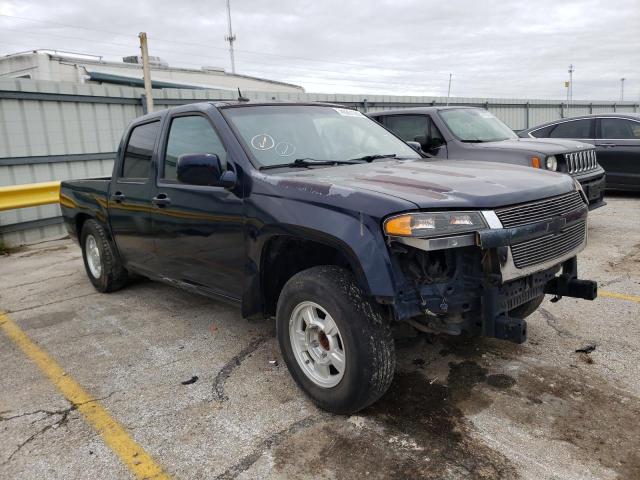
[384,211,487,237]
[546,155,558,171]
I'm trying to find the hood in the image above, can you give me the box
[468,138,593,155]
[272,159,575,210]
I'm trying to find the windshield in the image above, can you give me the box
[222,105,420,168]
[439,108,517,142]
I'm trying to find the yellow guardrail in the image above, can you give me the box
[0,181,61,212]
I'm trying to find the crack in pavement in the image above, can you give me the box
[539,307,582,340]
[212,336,268,401]
[5,292,101,314]
[4,272,77,291]
[214,416,324,480]
[0,393,115,465]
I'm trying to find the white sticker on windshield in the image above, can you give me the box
[333,107,365,117]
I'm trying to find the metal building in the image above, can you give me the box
[0,50,304,93]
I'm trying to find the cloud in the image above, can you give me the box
[1,0,638,100]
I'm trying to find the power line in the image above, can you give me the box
[0,12,455,78]
[0,29,455,90]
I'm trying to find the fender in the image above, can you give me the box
[241,196,401,318]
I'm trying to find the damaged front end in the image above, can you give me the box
[385,189,597,344]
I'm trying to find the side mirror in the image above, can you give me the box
[414,135,428,150]
[177,153,232,187]
[406,141,422,152]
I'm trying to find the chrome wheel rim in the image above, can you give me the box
[289,301,346,388]
[85,235,102,278]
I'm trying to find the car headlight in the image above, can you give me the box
[546,155,558,171]
[384,211,487,237]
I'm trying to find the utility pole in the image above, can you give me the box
[568,64,574,104]
[225,0,236,74]
[139,32,154,113]
[620,78,625,101]
[446,73,452,105]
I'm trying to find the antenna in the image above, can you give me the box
[224,0,236,74]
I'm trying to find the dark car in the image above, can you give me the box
[519,113,640,191]
[60,102,596,414]
[369,107,607,209]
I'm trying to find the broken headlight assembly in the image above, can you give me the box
[384,211,487,238]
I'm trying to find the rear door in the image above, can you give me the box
[595,117,640,188]
[546,118,595,145]
[108,120,160,270]
[150,112,245,300]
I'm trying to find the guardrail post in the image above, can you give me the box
[141,94,148,115]
[362,98,368,113]
[525,102,530,129]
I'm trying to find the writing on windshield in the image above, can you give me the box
[223,105,420,168]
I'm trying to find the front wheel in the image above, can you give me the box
[276,266,395,414]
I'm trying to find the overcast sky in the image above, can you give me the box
[1,0,638,100]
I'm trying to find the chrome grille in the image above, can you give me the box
[495,191,586,228]
[511,221,586,268]
[564,149,597,174]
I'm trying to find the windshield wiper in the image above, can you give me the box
[460,139,485,143]
[259,158,360,171]
[349,153,397,161]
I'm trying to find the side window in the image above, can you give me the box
[549,119,592,138]
[164,116,228,181]
[384,115,429,143]
[529,124,556,138]
[599,118,640,139]
[121,121,160,179]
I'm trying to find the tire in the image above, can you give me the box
[80,219,128,293]
[276,265,395,414]
[510,294,545,319]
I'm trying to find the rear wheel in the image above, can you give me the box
[80,219,128,293]
[276,265,395,414]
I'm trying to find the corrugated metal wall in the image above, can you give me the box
[1,78,639,246]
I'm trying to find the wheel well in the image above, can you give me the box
[261,236,354,316]
[75,214,93,242]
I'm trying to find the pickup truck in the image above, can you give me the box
[60,101,597,414]
[369,107,607,209]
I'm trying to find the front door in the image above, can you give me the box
[108,120,160,271]
[595,117,640,188]
[150,113,245,300]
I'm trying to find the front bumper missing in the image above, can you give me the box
[390,206,597,344]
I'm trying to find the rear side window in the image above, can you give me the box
[383,115,429,142]
[164,115,227,181]
[529,124,555,137]
[549,119,592,139]
[122,121,160,179]
[599,118,640,139]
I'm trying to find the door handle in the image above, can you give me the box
[600,143,617,147]
[111,192,126,203]
[151,194,171,207]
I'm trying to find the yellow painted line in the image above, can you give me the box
[0,312,170,479]
[0,181,61,211]
[599,290,640,304]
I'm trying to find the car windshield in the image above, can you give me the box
[222,105,420,168]
[439,108,517,142]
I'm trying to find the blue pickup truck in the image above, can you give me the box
[60,101,597,413]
